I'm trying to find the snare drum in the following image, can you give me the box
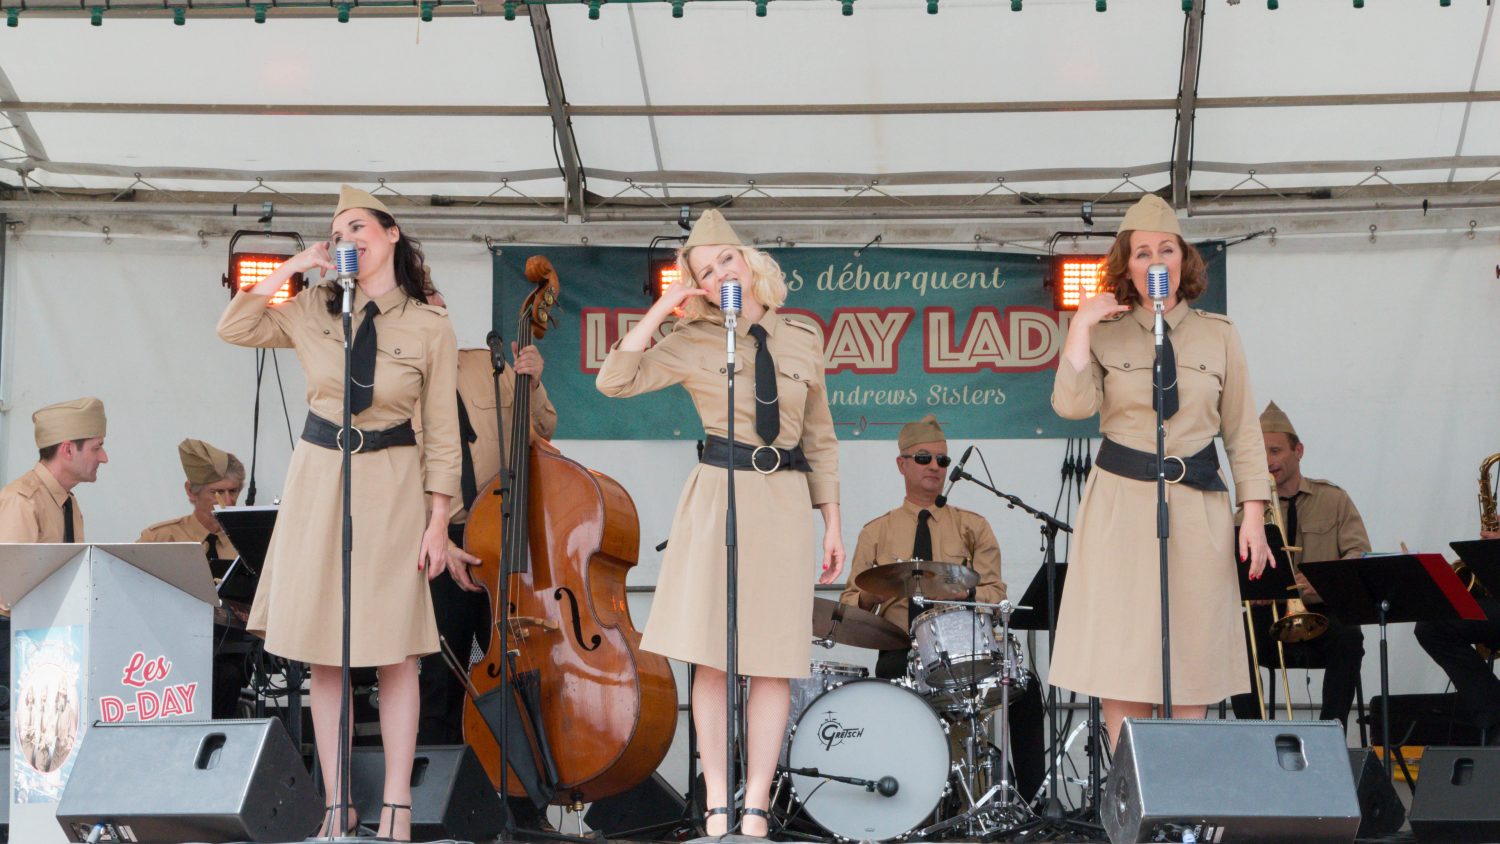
[911,605,999,690]
[916,633,1031,712]
[781,661,868,765]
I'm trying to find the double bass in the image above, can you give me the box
[462,256,677,805]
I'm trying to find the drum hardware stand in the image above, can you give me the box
[943,470,1098,841]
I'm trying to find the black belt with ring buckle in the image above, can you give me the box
[699,434,812,475]
[301,412,416,454]
[1095,437,1227,492]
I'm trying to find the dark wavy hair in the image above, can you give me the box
[1098,232,1207,308]
[323,209,437,314]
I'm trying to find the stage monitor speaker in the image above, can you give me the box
[1102,719,1360,844]
[1348,747,1405,839]
[584,772,688,837]
[1408,746,1500,843]
[1,747,9,842]
[351,744,506,842]
[55,718,321,843]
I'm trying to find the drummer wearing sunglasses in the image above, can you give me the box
[838,414,1046,801]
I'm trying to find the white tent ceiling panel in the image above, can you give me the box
[549,13,649,107]
[1193,104,1467,166]
[1197,3,1491,97]
[1457,102,1500,155]
[605,0,1182,106]
[23,113,559,173]
[0,18,548,106]
[573,116,664,172]
[649,110,1175,175]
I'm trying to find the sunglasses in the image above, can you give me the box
[901,452,951,468]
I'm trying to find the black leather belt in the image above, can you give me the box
[301,413,416,454]
[700,435,811,474]
[1095,437,1227,493]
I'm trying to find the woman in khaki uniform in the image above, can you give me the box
[217,186,464,841]
[596,210,844,837]
[1050,195,1274,749]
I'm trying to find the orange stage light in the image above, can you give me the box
[229,253,305,306]
[1054,257,1106,311]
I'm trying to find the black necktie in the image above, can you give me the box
[204,533,219,563]
[1154,325,1179,420]
[62,497,75,543]
[350,300,380,415]
[457,397,479,512]
[746,323,780,445]
[913,509,933,561]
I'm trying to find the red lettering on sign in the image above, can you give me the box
[121,651,173,688]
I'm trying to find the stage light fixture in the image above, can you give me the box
[1353,0,1363,6]
[588,0,601,19]
[671,0,684,15]
[1011,0,1021,9]
[646,257,681,304]
[89,6,104,24]
[337,2,351,21]
[504,0,516,19]
[254,3,268,21]
[1266,0,1277,8]
[6,8,19,26]
[421,1,434,20]
[172,6,186,24]
[1095,0,1105,10]
[224,231,308,307]
[842,0,853,14]
[1052,256,1106,312]
[927,0,937,13]
[756,0,767,14]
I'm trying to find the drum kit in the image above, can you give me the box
[774,560,1040,842]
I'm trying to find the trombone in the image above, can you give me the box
[1243,479,1329,718]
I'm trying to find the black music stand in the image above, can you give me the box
[1233,525,1295,603]
[1452,538,1500,592]
[1301,553,1487,776]
[1008,563,1066,633]
[215,505,276,604]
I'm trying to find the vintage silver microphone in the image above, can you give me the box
[720,278,743,366]
[334,238,359,315]
[1147,262,1169,346]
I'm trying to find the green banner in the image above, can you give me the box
[493,245,1226,441]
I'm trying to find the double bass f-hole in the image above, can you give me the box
[554,587,603,651]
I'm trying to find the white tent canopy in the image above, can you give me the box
[1,0,1497,239]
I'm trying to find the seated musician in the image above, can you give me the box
[1230,402,1369,728]
[1414,518,1500,744]
[838,414,1045,802]
[138,438,248,719]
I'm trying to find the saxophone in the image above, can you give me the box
[1481,453,1499,536]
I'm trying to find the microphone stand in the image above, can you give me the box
[946,469,1103,839]
[1152,299,1173,719]
[331,274,356,841]
[722,305,742,837]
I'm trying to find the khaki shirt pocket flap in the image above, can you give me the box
[1098,348,1148,373]
[699,356,747,376]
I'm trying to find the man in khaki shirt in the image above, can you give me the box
[0,397,108,544]
[839,414,1044,801]
[139,439,248,719]
[0,398,107,689]
[139,439,245,561]
[417,343,555,746]
[1231,402,1370,727]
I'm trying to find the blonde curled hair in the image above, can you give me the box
[676,244,789,322]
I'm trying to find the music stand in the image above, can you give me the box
[1452,538,1500,593]
[216,505,277,605]
[1234,525,1295,603]
[1008,563,1066,633]
[1301,553,1487,776]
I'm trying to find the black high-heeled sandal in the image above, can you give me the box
[320,802,359,837]
[741,807,772,839]
[703,805,732,835]
[375,802,412,842]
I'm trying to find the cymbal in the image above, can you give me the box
[853,559,979,602]
[811,597,908,650]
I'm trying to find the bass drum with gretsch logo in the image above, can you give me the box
[785,678,950,841]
